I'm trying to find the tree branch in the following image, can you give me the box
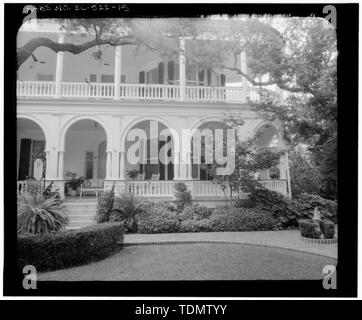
[17,36,138,69]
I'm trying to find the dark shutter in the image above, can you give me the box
[158,62,164,84]
[139,71,145,84]
[220,74,226,86]
[198,68,204,85]
[168,61,175,84]
[207,69,212,86]
[18,139,31,180]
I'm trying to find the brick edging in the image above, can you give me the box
[300,236,337,245]
[123,239,337,259]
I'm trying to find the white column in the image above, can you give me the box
[58,150,64,179]
[240,51,248,102]
[285,151,292,198]
[179,38,186,101]
[119,151,125,180]
[114,46,122,100]
[55,33,65,98]
[106,151,112,179]
[187,151,193,179]
[173,151,180,180]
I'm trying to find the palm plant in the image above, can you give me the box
[110,193,144,233]
[17,193,69,235]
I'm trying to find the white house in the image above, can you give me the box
[17,19,291,204]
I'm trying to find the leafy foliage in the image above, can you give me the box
[289,148,322,196]
[249,188,337,227]
[17,193,69,235]
[110,193,145,233]
[174,182,192,211]
[96,183,115,223]
[17,222,124,272]
[299,219,335,239]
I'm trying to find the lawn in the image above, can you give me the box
[38,243,337,281]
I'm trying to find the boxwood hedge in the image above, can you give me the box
[17,222,124,272]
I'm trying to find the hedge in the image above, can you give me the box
[17,222,124,272]
[299,219,335,239]
[138,204,279,233]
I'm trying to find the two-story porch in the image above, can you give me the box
[16,21,291,202]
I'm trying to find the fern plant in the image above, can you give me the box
[110,193,144,233]
[17,193,69,235]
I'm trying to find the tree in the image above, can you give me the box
[201,116,282,206]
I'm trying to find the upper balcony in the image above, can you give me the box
[17,26,281,105]
[16,80,279,104]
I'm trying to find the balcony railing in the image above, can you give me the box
[17,81,278,103]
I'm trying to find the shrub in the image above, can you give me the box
[249,188,337,228]
[17,222,124,272]
[294,193,337,223]
[208,208,279,232]
[322,220,335,239]
[110,193,145,233]
[174,182,192,211]
[138,211,180,233]
[17,193,69,235]
[178,204,212,221]
[96,183,115,223]
[179,219,212,232]
[299,219,322,239]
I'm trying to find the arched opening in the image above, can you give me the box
[17,118,46,181]
[254,123,283,180]
[191,120,229,181]
[124,119,174,180]
[64,119,107,181]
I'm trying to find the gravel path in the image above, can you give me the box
[38,243,337,281]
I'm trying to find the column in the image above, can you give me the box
[187,151,193,179]
[179,38,186,101]
[114,46,122,100]
[106,151,112,179]
[173,151,180,180]
[285,152,292,198]
[58,150,64,179]
[119,151,125,180]
[55,33,65,98]
[240,51,248,102]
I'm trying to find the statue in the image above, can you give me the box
[313,207,321,221]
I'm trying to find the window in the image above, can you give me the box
[36,74,54,81]
[90,74,97,82]
[101,74,115,83]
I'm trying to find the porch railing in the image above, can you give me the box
[17,81,279,104]
[17,179,288,197]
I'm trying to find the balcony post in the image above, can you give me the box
[119,150,125,180]
[114,46,122,100]
[179,38,186,101]
[106,150,112,179]
[240,51,248,102]
[55,33,65,98]
[58,150,65,179]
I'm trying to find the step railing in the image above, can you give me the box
[257,179,287,196]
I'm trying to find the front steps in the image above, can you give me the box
[63,198,98,229]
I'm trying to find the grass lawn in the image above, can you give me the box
[38,243,337,281]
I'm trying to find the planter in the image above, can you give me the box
[298,219,336,242]
[69,189,78,196]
